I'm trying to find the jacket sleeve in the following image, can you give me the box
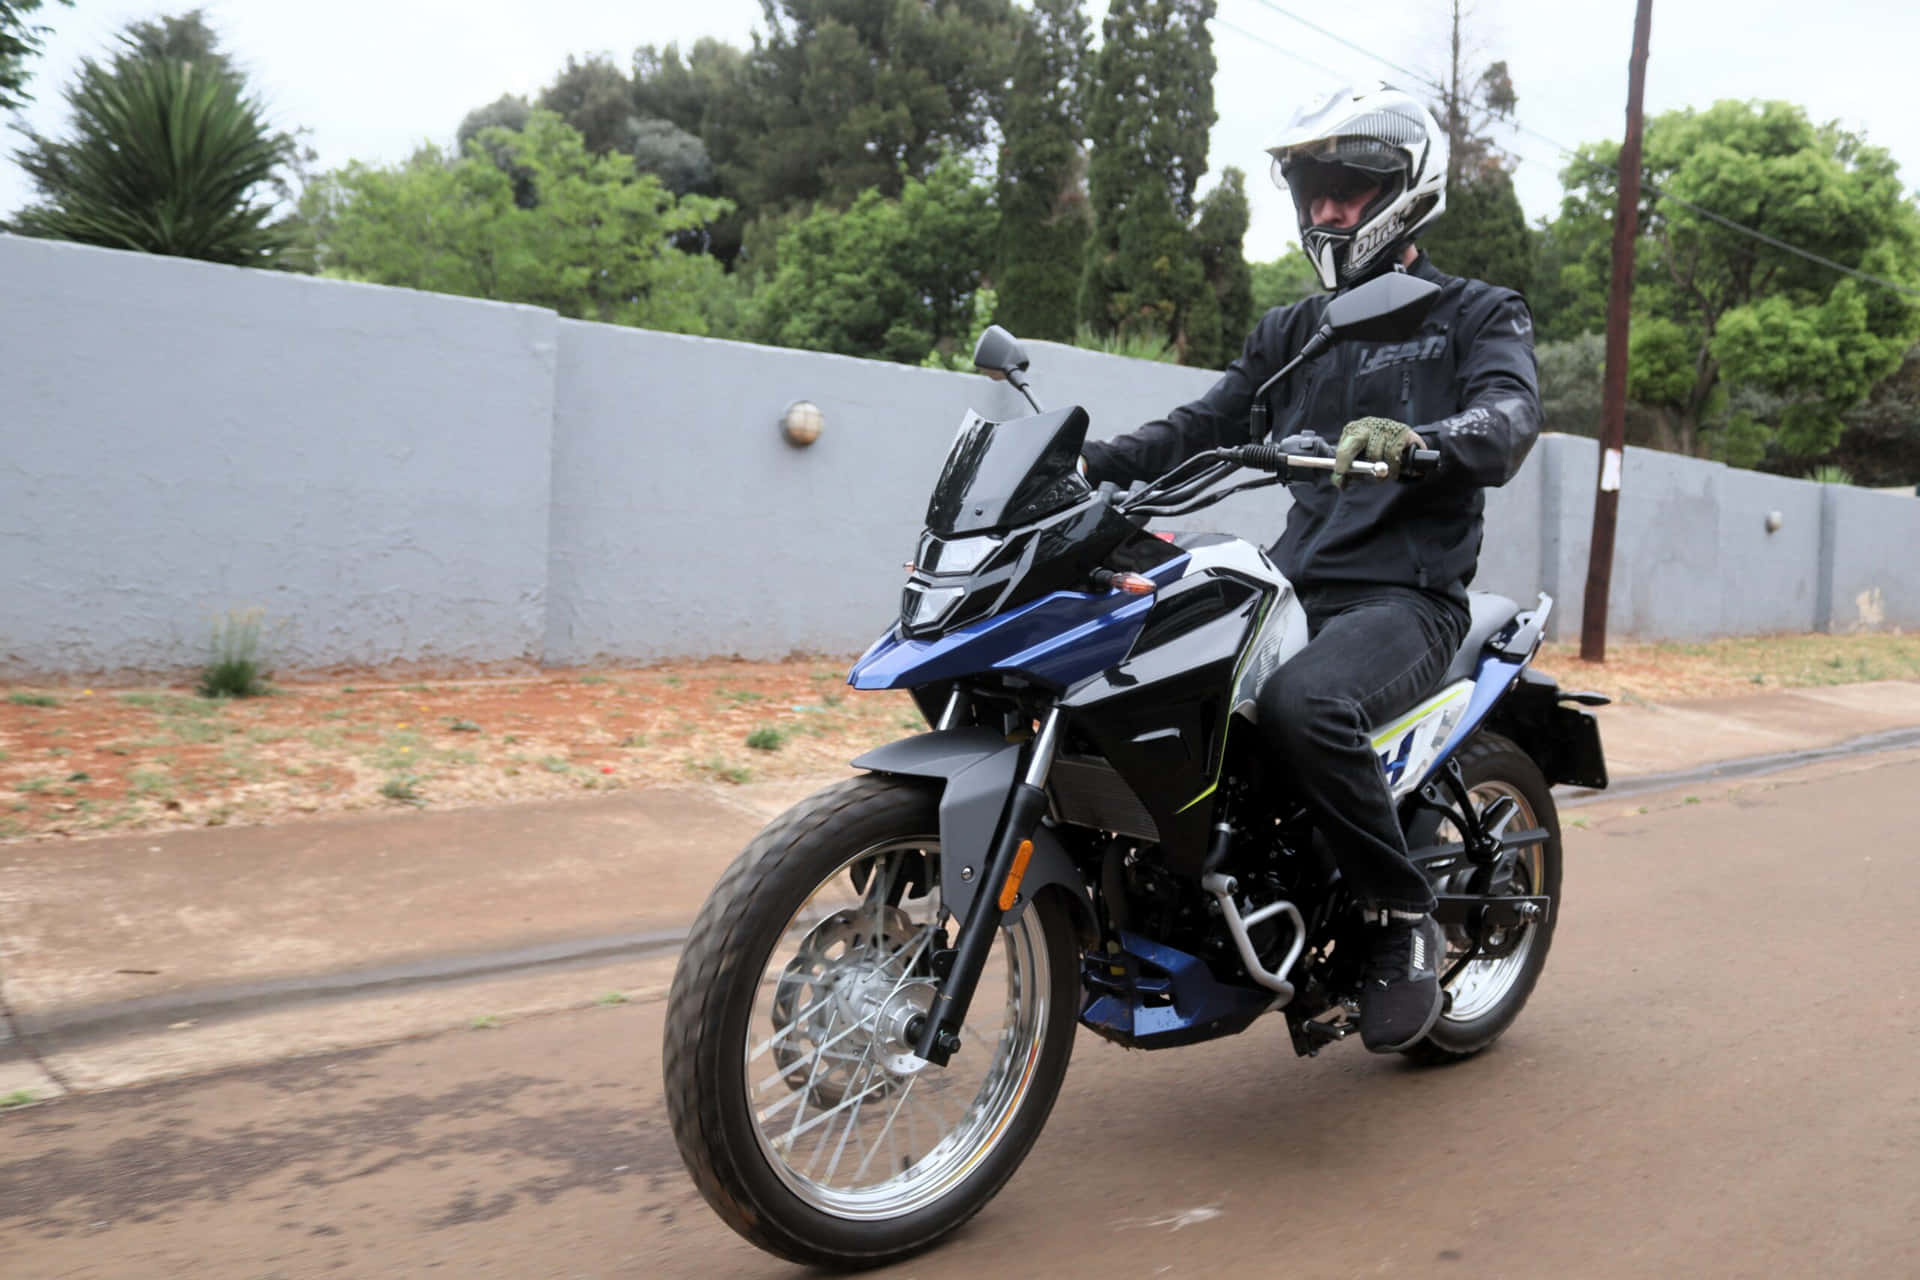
[1420,288,1542,487]
[1079,306,1296,487]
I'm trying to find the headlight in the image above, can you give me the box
[901,583,965,631]
[915,532,1001,576]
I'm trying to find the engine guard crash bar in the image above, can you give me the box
[1201,872,1306,1001]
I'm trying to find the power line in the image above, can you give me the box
[1210,16,1349,86]
[1239,0,1438,94]
[1225,0,1920,301]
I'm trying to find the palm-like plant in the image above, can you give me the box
[11,52,298,266]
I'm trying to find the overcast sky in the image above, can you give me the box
[4,0,1916,264]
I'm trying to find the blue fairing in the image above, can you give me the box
[849,554,1190,691]
[1418,652,1526,787]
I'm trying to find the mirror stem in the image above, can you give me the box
[1007,369,1043,414]
[1246,323,1332,441]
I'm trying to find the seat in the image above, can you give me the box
[1441,591,1520,686]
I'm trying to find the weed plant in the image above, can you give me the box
[197,608,271,699]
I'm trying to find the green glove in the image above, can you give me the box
[1332,417,1421,488]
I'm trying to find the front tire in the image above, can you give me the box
[1405,732,1562,1064]
[662,774,1081,1269]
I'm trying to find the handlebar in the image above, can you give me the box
[1223,443,1441,481]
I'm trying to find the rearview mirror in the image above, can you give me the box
[971,325,1031,383]
[1321,272,1442,343]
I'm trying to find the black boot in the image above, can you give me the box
[1359,911,1444,1052]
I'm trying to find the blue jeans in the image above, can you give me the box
[1254,584,1469,914]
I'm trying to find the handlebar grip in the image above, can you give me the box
[1224,443,1289,473]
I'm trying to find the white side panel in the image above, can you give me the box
[1370,681,1474,800]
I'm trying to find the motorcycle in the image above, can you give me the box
[662,272,1610,1269]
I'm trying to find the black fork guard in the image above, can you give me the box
[851,728,1094,1065]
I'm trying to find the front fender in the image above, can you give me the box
[852,728,1093,931]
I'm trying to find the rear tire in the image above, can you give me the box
[1404,732,1562,1065]
[662,774,1081,1269]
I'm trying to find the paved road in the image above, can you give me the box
[4,754,1916,1279]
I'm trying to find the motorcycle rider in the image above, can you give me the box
[1080,84,1542,1052]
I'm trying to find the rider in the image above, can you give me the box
[1079,84,1542,1053]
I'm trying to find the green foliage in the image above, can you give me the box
[921,288,998,371]
[1803,464,1853,485]
[1536,332,1606,437]
[993,0,1091,342]
[1556,100,1920,461]
[539,54,640,157]
[10,42,302,266]
[1192,167,1253,368]
[380,775,424,805]
[745,727,786,751]
[1830,344,1920,485]
[738,0,1021,212]
[631,118,713,197]
[305,112,738,336]
[1249,246,1322,315]
[1528,205,1609,343]
[1071,325,1177,363]
[7,691,59,708]
[1081,0,1219,363]
[197,609,270,699]
[752,154,997,363]
[118,8,235,77]
[0,0,71,110]
[1419,167,1534,295]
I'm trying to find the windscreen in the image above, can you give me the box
[924,406,1092,535]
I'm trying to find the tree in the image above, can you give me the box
[538,54,640,158]
[1417,0,1530,294]
[630,118,713,197]
[1535,332,1605,437]
[1190,167,1253,367]
[1419,163,1532,294]
[10,43,301,266]
[118,7,237,79]
[1829,343,1920,485]
[993,0,1091,342]
[0,0,70,110]
[634,39,753,264]
[739,0,1020,211]
[1561,99,1920,459]
[1249,245,1321,314]
[1428,0,1515,189]
[1081,0,1219,362]
[305,111,738,336]
[750,154,997,363]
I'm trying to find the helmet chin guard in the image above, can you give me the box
[1269,84,1448,290]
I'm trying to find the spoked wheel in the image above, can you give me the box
[1406,732,1562,1064]
[663,775,1081,1269]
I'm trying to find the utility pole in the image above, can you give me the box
[1579,0,1653,663]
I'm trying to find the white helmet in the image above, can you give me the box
[1268,83,1448,291]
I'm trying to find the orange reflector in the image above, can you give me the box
[998,839,1035,911]
[1113,573,1156,595]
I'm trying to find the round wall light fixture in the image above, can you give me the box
[1764,510,1784,534]
[781,400,824,447]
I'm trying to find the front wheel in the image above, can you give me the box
[662,774,1081,1269]
[1405,732,1563,1064]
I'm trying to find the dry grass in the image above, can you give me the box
[3,632,1915,843]
[1535,632,1920,703]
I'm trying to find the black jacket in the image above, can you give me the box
[1081,254,1541,606]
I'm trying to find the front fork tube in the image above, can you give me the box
[911,709,1063,1067]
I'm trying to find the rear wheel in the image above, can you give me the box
[1405,732,1562,1064]
[662,774,1082,1268]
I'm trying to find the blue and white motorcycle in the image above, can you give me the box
[663,273,1609,1269]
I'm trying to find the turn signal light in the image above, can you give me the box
[1113,573,1156,595]
[998,839,1035,911]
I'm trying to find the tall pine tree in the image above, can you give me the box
[1081,0,1218,363]
[993,0,1090,342]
